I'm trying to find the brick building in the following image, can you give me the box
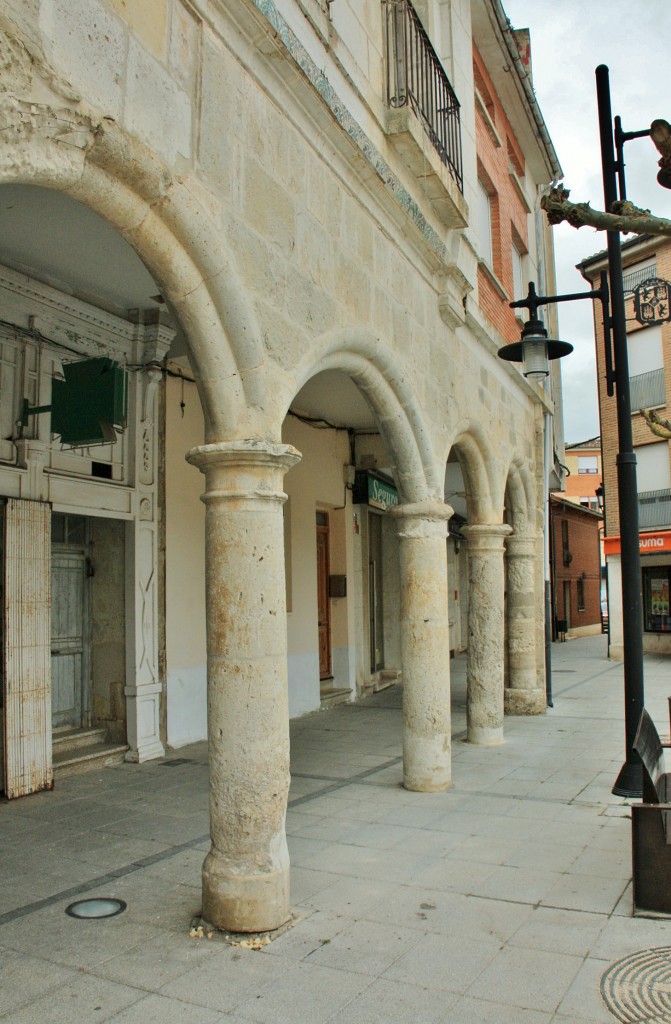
[550,495,603,638]
[580,234,671,658]
[561,438,603,511]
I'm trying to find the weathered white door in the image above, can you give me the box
[51,548,88,729]
[2,498,52,798]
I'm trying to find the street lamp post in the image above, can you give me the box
[595,65,645,798]
[499,66,665,799]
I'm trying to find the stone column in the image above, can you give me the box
[390,501,453,792]
[505,533,545,715]
[187,439,301,933]
[462,524,512,745]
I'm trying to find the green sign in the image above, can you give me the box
[353,471,399,510]
[367,475,398,510]
[51,358,128,447]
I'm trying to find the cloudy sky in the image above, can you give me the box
[503,0,671,444]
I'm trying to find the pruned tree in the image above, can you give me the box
[541,119,671,236]
[543,121,671,444]
[640,408,671,440]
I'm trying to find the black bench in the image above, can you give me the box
[632,707,671,915]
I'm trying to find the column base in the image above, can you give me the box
[403,734,452,792]
[202,848,291,934]
[467,724,504,746]
[124,738,165,763]
[504,688,547,716]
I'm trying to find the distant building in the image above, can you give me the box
[550,496,603,638]
[580,234,671,658]
[561,438,603,511]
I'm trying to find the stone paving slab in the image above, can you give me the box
[2,635,671,1023]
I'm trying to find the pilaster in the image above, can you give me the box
[125,313,174,762]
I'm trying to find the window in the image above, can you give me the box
[476,179,493,267]
[577,578,585,612]
[635,442,671,493]
[643,567,671,633]
[580,497,599,511]
[512,243,525,302]
[628,325,663,377]
[578,456,598,475]
[561,519,571,567]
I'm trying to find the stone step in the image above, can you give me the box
[319,687,351,710]
[373,670,401,692]
[52,727,108,754]
[53,740,128,780]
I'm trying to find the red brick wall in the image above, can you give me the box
[473,45,530,344]
[550,500,602,629]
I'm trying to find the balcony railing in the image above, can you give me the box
[630,367,666,411]
[623,264,657,294]
[384,0,463,191]
[638,488,671,530]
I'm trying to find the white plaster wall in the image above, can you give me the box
[164,373,207,746]
[283,415,355,707]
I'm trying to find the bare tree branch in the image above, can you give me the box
[540,185,671,237]
[641,407,671,439]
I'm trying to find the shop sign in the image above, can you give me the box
[633,277,671,326]
[353,471,399,511]
[604,530,671,555]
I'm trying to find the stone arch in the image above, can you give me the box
[504,455,537,534]
[0,105,265,439]
[444,425,501,523]
[286,328,442,504]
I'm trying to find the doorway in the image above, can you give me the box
[369,511,385,672]
[316,511,332,680]
[51,514,91,731]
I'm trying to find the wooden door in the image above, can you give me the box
[316,513,332,680]
[51,549,87,728]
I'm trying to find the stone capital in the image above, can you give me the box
[390,500,453,540]
[505,532,541,559]
[187,439,302,507]
[462,523,513,552]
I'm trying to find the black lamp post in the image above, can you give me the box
[499,66,666,799]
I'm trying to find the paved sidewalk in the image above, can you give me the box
[2,635,671,1023]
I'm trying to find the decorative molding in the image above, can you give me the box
[0,263,135,356]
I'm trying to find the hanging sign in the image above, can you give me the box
[633,277,671,326]
[352,471,399,511]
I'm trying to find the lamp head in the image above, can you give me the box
[498,317,573,381]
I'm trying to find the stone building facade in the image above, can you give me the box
[580,234,671,659]
[0,0,563,931]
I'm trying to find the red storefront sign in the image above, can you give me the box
[604,531,671,556]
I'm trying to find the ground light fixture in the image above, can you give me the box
[65,898,127,919]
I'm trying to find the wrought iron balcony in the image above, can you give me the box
[384,0,463,192]
[630,367,666,411]
[623,264,657,294]
[638,488,671,530]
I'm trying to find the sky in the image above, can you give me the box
[502,0,671,444]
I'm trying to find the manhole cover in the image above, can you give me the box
[601,947,671,1022]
